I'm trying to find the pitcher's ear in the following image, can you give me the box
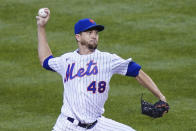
[75,34,81,42]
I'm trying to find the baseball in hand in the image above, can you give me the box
[38,8,48,18]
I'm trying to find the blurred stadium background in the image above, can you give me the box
[0,0,195,130]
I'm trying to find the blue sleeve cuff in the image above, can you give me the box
[126,61,141,77]
[43,55,55,72]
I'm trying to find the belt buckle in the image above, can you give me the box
[67,117,97,129]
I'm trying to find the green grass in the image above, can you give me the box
[0,0,196,130]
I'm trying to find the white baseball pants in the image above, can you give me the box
[52,113,136,131]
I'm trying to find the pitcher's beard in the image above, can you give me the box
[87,43,97,50]
[81,40,98,50]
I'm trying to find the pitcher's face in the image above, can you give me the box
[78,29,99,50]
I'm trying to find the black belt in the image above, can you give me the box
[67,117,97,129]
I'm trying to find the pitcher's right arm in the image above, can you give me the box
[36,8,52,66]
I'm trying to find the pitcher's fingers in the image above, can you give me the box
[44,8,50,15]
[163,111,168,115]
[36,16,40,20]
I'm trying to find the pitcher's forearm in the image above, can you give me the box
[136,70,166,102]
[37,26,52,65]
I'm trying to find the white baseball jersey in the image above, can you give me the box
[44,49,139,131]
[48,49,131,122]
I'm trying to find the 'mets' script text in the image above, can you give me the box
[64,60,98,82]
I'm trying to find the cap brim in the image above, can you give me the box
[84,25,104,32]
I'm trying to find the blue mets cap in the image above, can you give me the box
[74,18,104,34]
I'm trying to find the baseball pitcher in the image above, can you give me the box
[36,8,169,131]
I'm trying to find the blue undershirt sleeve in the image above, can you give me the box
[43,55,55,72]
[126,61,141,77]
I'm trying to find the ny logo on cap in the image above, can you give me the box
[89,19,95,24]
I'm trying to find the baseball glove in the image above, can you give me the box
[141,94,169,118]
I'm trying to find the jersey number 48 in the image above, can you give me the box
[87,81,106,94]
